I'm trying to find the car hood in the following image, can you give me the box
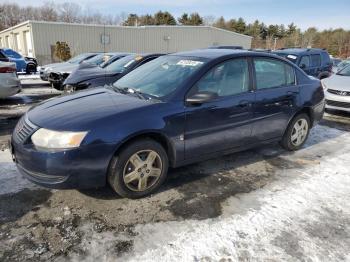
[323,74,350,91]
[64,67,118,85]
[27,87,152,131]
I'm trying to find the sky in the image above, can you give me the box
[7,0,350,30]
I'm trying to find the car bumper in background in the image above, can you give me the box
[325,91,350,112]
[0,74,21,98]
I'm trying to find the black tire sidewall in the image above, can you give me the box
[108,139,169,198]
[282,113,311,151]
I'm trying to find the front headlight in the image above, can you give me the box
[321,80,328,90]
[31,128,88,150]
[45,67,52,72]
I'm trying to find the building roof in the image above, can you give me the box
[0,20,252,39]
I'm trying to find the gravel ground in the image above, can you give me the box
[0,81,349,261]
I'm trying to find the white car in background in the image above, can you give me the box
[0,62,21,98]
[323,65,350,112]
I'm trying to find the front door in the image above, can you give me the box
[184,58,255,159]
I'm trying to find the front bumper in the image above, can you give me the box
[325,91,350,112]
[11,135,117,189]
[48,72,70,88]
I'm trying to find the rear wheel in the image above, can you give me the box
[26,64,37,74]
[108,139,169,198]
[281,113,310,151]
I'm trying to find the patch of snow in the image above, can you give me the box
[0,150,38,195]
[83,124,349,261]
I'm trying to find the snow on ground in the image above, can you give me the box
[1,124,349,261]
[0,150,38,194]
[71,125,350,261]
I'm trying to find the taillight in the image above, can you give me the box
[0,66,16,73]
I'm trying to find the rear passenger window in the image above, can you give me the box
[254,58,295,90]
[196,58,249,97]
[299,56,310,67]
[311,54,321,67]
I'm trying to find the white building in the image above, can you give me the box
[0,20,252,65]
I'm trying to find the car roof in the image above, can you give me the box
[273,48,327,55]
[170,49,268,60]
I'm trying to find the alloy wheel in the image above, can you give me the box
[291,118,308,146]
[122,150,163,192]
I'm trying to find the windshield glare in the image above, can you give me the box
[113,55,207,98]
[85,54,112,65]
[337,65,350,76]
[105,55,138,73]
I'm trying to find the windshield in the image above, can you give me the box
[113,55,207,98]
[337,65,350,76]
[274,53,298,63]
[67,53,94,64]
[337,60,350,69]
[104,55,140,73]
[84,54,113,65]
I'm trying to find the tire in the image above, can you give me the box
[108,139,169,198]
[26,64,37,74]
[51,82,63,91]
[281,113,311,151]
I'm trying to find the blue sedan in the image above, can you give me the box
[0,48,37,73]
[10,49,325,198]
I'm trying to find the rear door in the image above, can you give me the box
[184,58,255,158]
[251,57,299,141]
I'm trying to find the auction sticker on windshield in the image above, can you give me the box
[177,60,204,67]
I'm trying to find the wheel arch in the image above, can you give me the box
[110,131,176,168]
[285,107,314,135]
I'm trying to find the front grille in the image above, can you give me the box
[327,89,350,96]
[326,99,350,108]
[13,116,38,144]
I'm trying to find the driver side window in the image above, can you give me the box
[195,58,249,97]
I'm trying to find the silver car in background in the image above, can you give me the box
[323,65,350,112]
[0,62,21,98]
[39,53,99,81]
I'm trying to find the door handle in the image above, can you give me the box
[238,100,251,108]
[287,91,299,95]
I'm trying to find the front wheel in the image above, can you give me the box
[281,113,310,151]
[108,139,169,198]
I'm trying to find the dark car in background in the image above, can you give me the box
[0,48,37,74]
[63,53,163,92]
[273,48,332,79]
[11,49,325,198]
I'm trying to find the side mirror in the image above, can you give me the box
[300,64,306,69]
[186,91,218,105]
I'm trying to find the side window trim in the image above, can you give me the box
[185,56,252,101]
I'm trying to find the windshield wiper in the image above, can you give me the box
[123,87,149,100]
